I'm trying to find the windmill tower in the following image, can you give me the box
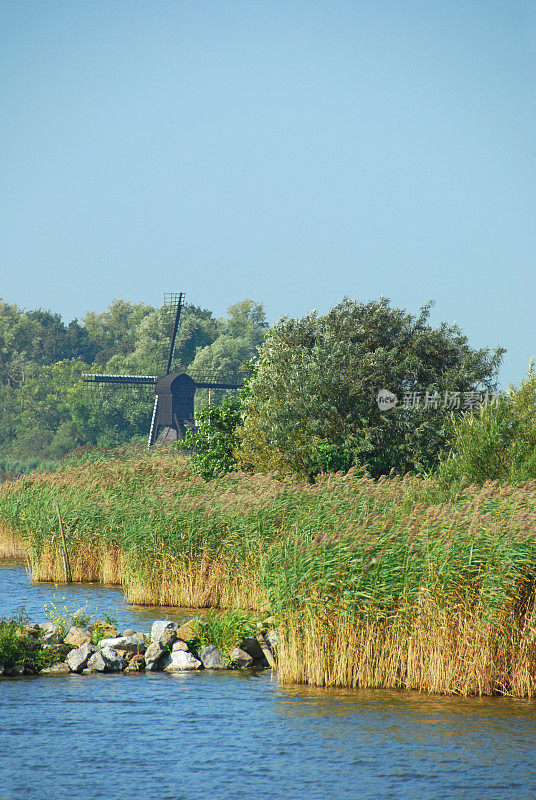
[83,293,241,448]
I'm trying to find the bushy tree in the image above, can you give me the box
[179,395,243,479]
[237,298,504,478]
[83,300,153,365]
[439,368,536,486]
[107,303,221,376]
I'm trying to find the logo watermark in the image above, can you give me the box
[376,389,504,411]
[376,389,398,411]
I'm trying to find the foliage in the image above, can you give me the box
[191,610,257,659]
[44,597,92,635]
[3,448,536,693]
[178,395,243,479]
[439,368,536,486]
[0,296,266,465]
[0,620,53,671]
[237,298,504,479]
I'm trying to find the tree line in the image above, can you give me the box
[0,297,267,467]
[4,292,526,487]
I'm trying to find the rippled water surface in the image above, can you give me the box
[1,562,536,800]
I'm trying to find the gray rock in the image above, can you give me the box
[171,640,189,652]
[122,629,136,637]
[41,661,70,675]
[265,629,278,651]
[240,637,264,660]
[162,650,202,671]
[39,622,60,635]
[86,646,126,673]
[240,637,270,668]
[150,620,180,646]
[39,622,63,644]
[229,646,254,668]
[66,642,98,673]
[199,644,229,670]
[144,641,167,671]
[98,635,146,653]
[64,626,92,647]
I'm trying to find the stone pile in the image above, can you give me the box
[0,617,278,677]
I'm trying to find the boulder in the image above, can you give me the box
[265,630,278,652]
[88,621,121,638]
[125,654,145,672]
[175,620,197,643]
[98,635,146,653]
[41,661,70,675]
[240,637,264,661]
[240,636,271,668]
[199,644,229,670]
[122,629,136,637]
[66,642,98,673]
[65,627,92,647]
[86,646,126,673]
[144,641,167,671]
[150,620,180,646]
[22,624,41,638]
[39,622,63,644]
[162,650,202,671]
[171,640,189,652]
[229,647,254,668]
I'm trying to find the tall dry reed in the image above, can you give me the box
[2,450,536,695]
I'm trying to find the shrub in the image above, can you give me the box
[178,395,243,479]
[191,610,257,658]
[237,298,503,479]
[439,368,536,486]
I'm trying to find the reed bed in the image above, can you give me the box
[0,521,28,559]
[2,450,536,695]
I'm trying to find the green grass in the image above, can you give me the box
[191,610,258,659]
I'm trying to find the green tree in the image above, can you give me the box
[107,304,221,376]
[83,299,154,366]
[237,298,504,479]
[224,299,268,347]
[439,368,536,486]
[179,394,243,479]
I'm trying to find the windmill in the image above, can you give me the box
[83,293,242,448]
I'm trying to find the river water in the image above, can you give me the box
[1,559,536,800]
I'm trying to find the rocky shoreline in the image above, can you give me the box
[0,617,277,677]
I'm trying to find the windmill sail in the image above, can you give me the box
[82,291,242,448]
[164,292,184,376]
[147,396,160,449]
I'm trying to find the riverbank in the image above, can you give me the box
[0,610,276,677]
[1,448,536,696]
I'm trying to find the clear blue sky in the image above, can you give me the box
[1,0,534,386]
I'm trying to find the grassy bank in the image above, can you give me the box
[1,448,536,696]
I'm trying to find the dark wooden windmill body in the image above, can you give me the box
[83,293,241,447]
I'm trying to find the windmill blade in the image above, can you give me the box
[83,374,157,385]
[147,396,160,449]
[164,292,185,376]
[195,381,242,390]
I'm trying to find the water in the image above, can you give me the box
[0,558,190,631]
[1,562,536,800]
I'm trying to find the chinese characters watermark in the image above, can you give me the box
[376,389,504,411]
